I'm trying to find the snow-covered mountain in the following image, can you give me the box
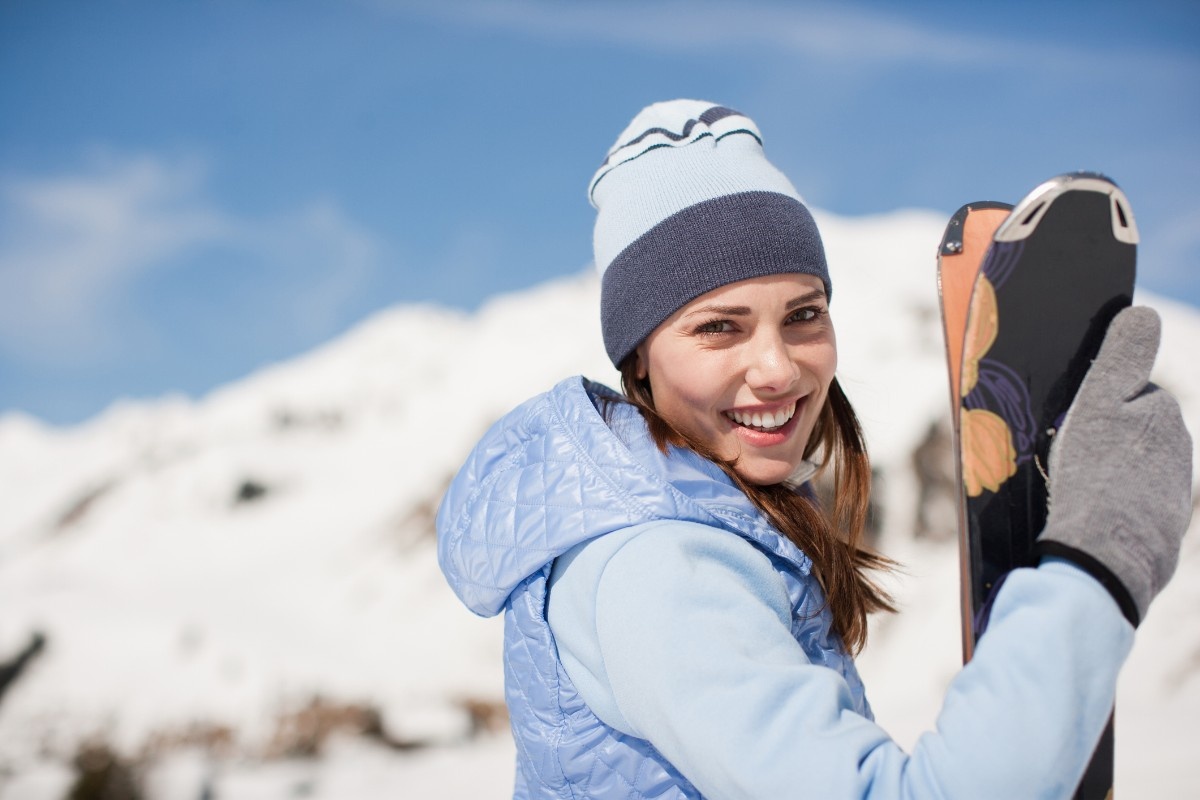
[1,209,1197,799]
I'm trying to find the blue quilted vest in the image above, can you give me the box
[438,377,870,799]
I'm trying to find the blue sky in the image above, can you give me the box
[2,0,1197,424]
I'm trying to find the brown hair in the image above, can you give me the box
[617,357,895,654]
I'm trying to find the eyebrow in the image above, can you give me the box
[682,289,827,319]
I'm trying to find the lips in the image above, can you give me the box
[724,401,797,432]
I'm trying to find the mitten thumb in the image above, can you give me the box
[1084,305,1160,403]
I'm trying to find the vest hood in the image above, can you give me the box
[436,376,813,617]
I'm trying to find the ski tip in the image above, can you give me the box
[995,172,1138,246]
[940,201,1014,256]
[1063,169,1118,187]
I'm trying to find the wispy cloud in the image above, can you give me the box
[0,154,226,361]
[375,0,966,61]
[379,0,1199,74]
[0,153,382,367]
[243,200,381,341]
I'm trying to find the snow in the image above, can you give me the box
[0,208,1196,798]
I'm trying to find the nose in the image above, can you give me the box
[744,330,800,393]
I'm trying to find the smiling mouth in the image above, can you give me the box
[725,402,797,432]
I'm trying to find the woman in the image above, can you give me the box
[436,100,1192,799]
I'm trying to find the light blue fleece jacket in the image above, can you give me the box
[438,377,1133,799]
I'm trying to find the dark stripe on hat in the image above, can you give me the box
[599,106,756,170]
[601,191,830,366]
[698,105,741,125]
[700,106,763,144]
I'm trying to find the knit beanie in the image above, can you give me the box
[589,99,831,367]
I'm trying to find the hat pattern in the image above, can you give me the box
[591,99,831,366]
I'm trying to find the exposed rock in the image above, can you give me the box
[233,479,270,506]
[0,631,46,707]
[56,481,117,530]
[911,419,958,542]
[265,696,426,758]
[459,696,509,739]
[66,742,143,800]
[392,474,453,551]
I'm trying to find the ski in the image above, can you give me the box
[937,173,1137,800]
[937,199,1014,662]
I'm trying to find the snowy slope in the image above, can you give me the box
[0,208,1196,799]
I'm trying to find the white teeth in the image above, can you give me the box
[728,403,796,430]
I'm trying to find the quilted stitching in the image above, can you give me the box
[438,377,867,798]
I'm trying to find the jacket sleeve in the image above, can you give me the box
[547,520,1133,800]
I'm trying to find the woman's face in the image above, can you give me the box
[635,273,837,486]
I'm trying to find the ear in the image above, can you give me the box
[634,344,649,381]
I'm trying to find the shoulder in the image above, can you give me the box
[550,520,794,638]
[556,519,784,582]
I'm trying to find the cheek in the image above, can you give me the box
[822,346,838,384]
[827,329,838,375]
[808,336,838,386]
[653,365,709,412]
[648,360,726,432]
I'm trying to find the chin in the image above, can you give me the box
[733,460,800,487]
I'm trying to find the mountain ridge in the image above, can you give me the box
[0,207,1196,797]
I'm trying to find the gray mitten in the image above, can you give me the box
[1037,306,1193,626]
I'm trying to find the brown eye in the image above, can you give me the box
[788,307,825,324]
[695,319,733,335]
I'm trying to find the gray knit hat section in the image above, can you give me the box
[590,99,830,367]
[600,191,827,366]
